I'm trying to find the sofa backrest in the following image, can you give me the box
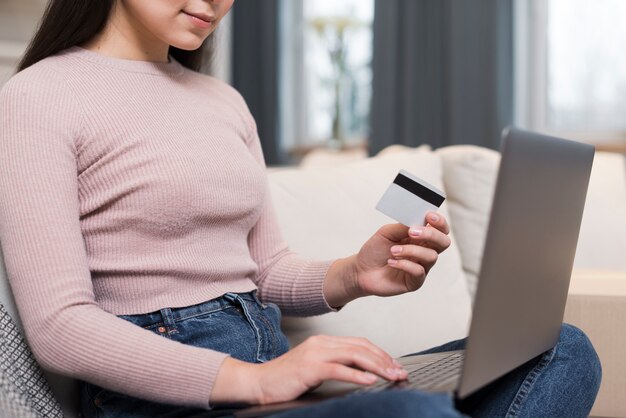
[436,146,626,298]
[268,146,473,356]
[292,143,626,305]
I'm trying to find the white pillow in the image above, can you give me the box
[268,148,472,356]
[437,146,626,297]
[436,146,500,298]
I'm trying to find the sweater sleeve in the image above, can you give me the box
[0,70,228,408]
[242,115,338,316]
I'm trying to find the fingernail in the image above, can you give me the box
[363,372,377,383]
[392,359,402,367]
[429,214,439,222]
[387,368,407,378]
[387,259,398,266]
[409,228,422,236]
[390,245,402,255]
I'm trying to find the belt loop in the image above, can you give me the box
[223,292,237,303]
[159,308,177,334]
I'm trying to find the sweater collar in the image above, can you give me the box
[64,46,185,77]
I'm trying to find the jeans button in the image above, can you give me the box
[158,326,166,333]
[94,396,103,407]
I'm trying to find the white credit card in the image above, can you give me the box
[376,169,446,228]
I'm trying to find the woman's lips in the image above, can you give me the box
[183,11,214,29]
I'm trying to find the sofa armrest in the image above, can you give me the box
[564,270,626,418]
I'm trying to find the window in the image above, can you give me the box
[279,0,374,154]
[517,0,626,145]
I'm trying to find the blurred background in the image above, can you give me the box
[2,0,626,165]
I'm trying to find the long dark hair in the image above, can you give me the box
[17,0,214,73]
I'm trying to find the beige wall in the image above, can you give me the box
[0,0,46,85]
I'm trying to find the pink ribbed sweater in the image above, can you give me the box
[0,46,334,408]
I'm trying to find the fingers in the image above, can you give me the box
[389,244,439,270]
[338,336,396,366]
[320,335,398,372]
[407,225,451,253]
[386,258,427,291]
[377,214,450,254]
[376,223,415,242]
[305,336,407,384]
[387,244,434,289]
[377,213,449,247]
[256,335,409,404]
[322,364,379,385]
[425,211,450,235]
[329,347,408,382]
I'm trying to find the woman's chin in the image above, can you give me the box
[169,34,210,51]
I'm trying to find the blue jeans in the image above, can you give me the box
[80,291,601,418]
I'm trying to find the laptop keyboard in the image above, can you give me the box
[358,351,464,392]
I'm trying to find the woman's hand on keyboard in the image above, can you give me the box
[211,335,408,405]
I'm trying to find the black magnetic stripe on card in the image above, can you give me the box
[393,173,445,207]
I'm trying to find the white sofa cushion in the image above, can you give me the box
[436,145,500,298]
[298,147,368,168]
[268,147,472,356]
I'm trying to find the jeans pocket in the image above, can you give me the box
[265,302,283,322]
[143,323,177,339]
[258,302,290,357]
[83,381,118,409]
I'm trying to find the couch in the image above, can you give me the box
[272,144,626,418]
[0,143,624,417]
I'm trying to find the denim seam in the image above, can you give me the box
[128,306,235,331]
[174,305,236,323]
[235,295,264,362]
[256,312,278,353]
[505,345,558,417]
[251,290,268,308]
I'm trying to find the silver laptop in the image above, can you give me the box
[229,127,595,417]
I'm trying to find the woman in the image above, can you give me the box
[0,0,601,417]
